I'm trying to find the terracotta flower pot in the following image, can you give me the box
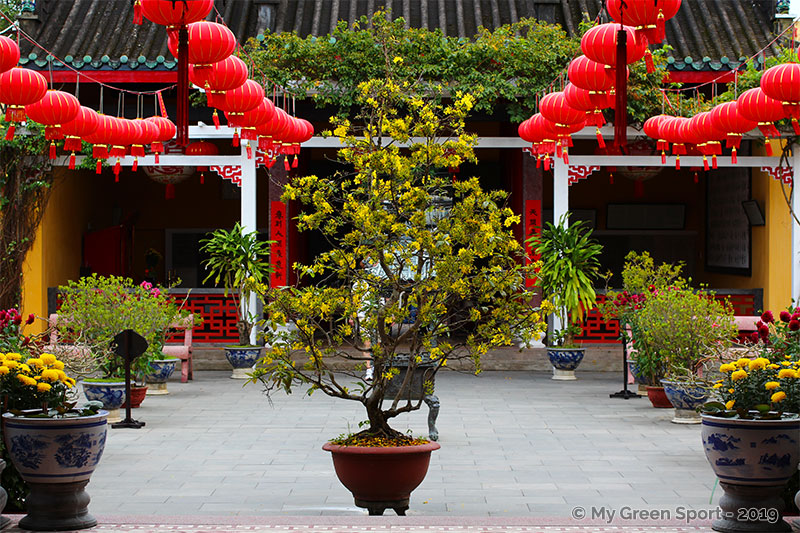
[322,441,440,515]
[646,385,673,408]
[121,385,148,408]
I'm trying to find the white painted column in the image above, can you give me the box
[552,157,569,226]
[792,145,800,303]
[240,145,259,345]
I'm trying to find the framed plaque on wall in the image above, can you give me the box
[705,168,751,275]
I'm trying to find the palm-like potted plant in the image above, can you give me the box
[200,222,272,378]
[250,76,548,515]
[530,214,603,380]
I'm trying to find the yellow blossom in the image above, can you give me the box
[18,363,31,373]
[772,391,787,403]
[40,369,60,382]
[726,400,735,409]
[749,358,769,371]
[736,357,751,368]
[712,383,723,389]
[25,358,43,369]
[5,353,21,361]
[52,361,64,370]
[5,360,18,369]
[731,369,748,381]
[36,382,51,392]
[779,369,797,379]
[765,381,780,390]
[40,354,57,365]
[728,388,735,394]
[719,363,736,373]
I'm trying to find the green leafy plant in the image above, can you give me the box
[199,222,272,346]
[530,214,603,347]
[55,275,185,379]
[250,72,548,443]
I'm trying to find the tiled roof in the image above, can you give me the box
[15,0,783,73]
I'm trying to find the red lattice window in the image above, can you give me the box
[170,291,239,343]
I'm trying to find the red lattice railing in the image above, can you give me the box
[575,290,761,345]
[169,290,239,344]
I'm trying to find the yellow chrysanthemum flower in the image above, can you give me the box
[772,391,787,403]
[40,369,60,382]
[726,400,735,409]
[65,377,76,388]
[712,383,723,389]
[52,361,65,370]
[56,370,68,382]
[749,358,769,371]
[736,358,751,368]
[18,363,31,373]
[719,363,736,373]
[0,366,8,375]
[765,381,780,390]
[16,375,36,386]
[25,358,43,369]
[5,360,18,369]
[40,354,57,366]
[729,388,735,394]
[5,353,21,361]
[36,382,51,392]
[731,369,748,381]
[779,369,797,379]
[770,364,781,369]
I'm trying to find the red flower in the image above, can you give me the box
[759,324,770,338]
[750,331,760,343]
[793,313,800,321]
[756,320,765,329]
[780,311,792,323]
[762,311,774,323]
[648,284,655,291]
[20,336,29,346]
[25,313,34,325]
[791,320,800,331]
[12,315,21,325]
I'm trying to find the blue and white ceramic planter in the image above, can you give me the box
[2,410,108,531]
[661,379,709,424]
[546,347,585,380]
[224,346,263,379]
[81,381,125,423]
[145,358,179,395]
[701,414,800,532]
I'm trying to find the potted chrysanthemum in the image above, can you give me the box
[0,350,107,531]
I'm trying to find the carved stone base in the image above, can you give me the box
[671,408,701,424]
[552,368,576,380]
[19,480,97,531]
[713,482,790,532]
[105,408,122,423]
[355,497,408,516]
[230,367,252,379]
[145,382,169,395]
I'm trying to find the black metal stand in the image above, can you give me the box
[610,325,640,399]
[111,330,146,429]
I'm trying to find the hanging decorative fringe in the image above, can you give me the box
[292,155,298,168]
[644,50,655,73]
[246,142,252,159]
[114,159,121,180]
[284,157,290,171]
[702,155,709,171]
[213,109,220,129]
[132,158,138,172]
[133,0,143,25]
[731,147,738,164]
[49,141,56,160]
[596,128,605,148]
[693,171,699,183]
[68,153,76,170]
[95,160,102,174]
[200,172,205,185]
[4,124,15,140]
[232,130,239,147]
[712,154,718,169]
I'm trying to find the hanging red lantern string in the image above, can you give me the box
[0,35,20,74]
[192,55,249,128]
[528,114,559,171]
[25,89,81,159]
[660,116,692,169]
[228,97,275,158]
[0,67,47,139]
[563,83,607,147]
[687,112,725,170]
[709,101,757,163]
[567,55,615,97]
[760,63,800,135]
[257,106,291,166]
[167,21,236,69]
[106,117,140,180]
[130,118,159,171]
[581,23,647,67]
[539,91,587,163]
[60,106,99,170]
[606,0,682,45]
[185,140,218,186]
[145,115,176,164]
[736,87,785,155]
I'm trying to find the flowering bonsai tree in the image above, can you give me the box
[250,77,547,443]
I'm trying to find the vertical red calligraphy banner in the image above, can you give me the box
[525,199,541,288]
[270,201,288,287]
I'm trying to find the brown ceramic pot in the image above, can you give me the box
[322,441,440,515]
[646,385,673,408]
[122,385,148,409]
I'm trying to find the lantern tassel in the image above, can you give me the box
[246,142,252,159]
[232,130,240,147]
[4,124,14,140]
[544,155,551,172]
[132,158,139,172]
[712,154,718,170]
[49,141,56,160]
[69,153,76,170]
[644,50,655,74]
[732,147,738,164]
[96,160,102,174]
[562,149,569,165]
[114,159,121,181]
[213,109,220,130]
[594,128,605,149]
[284,157,290,171]
[661,150,666,165]
[675,154,680,170]
[165,184,175,200]
[765,141,774,157]
[535,155,541,169]
[133,0,143,24]
[155,153,160,164]
[266,155,275,168]
[656,10,666,43]
[609,172,614,184]
[703,155,709,171]
[694,172,699,184]
[292,154,298,168]
[200,172,205,185]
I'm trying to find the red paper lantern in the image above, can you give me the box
[643,114,671,162]
[144,116,177,163]
[563,83,607,147]
[737,87,785,142]
[107,118,142,179]
[140,0,213,28]
[83,114,115,173]
[710,101,757,163]
[659,116,693,168]
[0,35,20,74]
[130,118,160,171]
[581,24,647,67]
[198,55,249,127]
[229,97,275,134]
[222,79,264,115]
[760,63,800,133]
[606,0,682,44]
[539,92,586,126]
[527,114,559,170]
[167,21,236,68]
[688,111,725,170]
[518,118,534,143]
[0,67,47,138]
[568,55,615,94]
[185,140,219,187]
[25,90,81,144]
[61,106,100,169]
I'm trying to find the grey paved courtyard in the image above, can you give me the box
[67,369,727,528]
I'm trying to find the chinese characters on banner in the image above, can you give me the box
[270,201,288,287]
[525,199,541,288]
